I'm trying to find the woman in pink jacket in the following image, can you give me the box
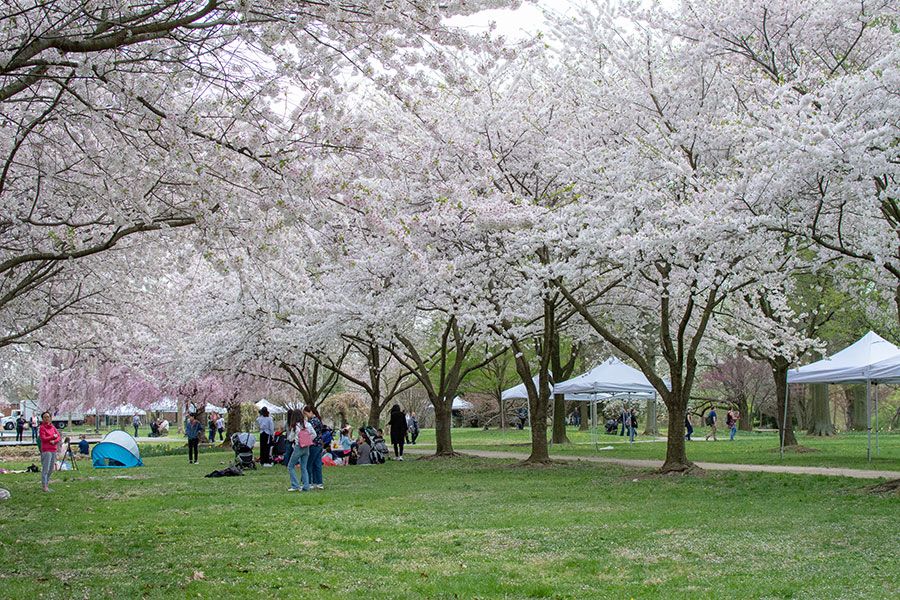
[38,412,61,492]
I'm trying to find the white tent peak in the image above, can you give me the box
[100,430,141,459]
[451,396,474,410]
[554,357,664,395]
[787,331,900,384]
[255,399,286,415]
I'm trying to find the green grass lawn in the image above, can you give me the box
[410,427,900,471]
[0,447,897,599]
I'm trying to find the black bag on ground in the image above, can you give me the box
[205,466,244,478]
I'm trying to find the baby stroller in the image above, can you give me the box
[231,432,256,470]
[270,431,287,464]
[363,426,388,464]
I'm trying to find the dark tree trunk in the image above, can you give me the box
[367,398,384,429]
[806,383,834,436]
[551,393,569,444]
[523,298,556,462]
[735,392,752,431]
[845,385,868,431]
[738,409,752,432]
[433,399,454,456]
[222,403,242,448]
[642,398,658,436]
[661,396,691,473]
[526,380,551,463]
[773,363,798,447]
[579,402,589,431]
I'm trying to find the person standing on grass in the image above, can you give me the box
[216,414,226,441]
[705,407,718,441]
[726,409,737,441]
[185,413,203,464]
[619,406,628,437]
[684,414,694,441]
[405,412,414,445]
[388,404,408,461]
[15,414,25,442]
[303,406,325,489]
[30,414,38,443]
[409,412,420,445]
[287,410,316,492]
[256,407,274,466]
[132,413,141,437]
[208,412,218,444]
[38,412,61,492]
[629,408,638,443]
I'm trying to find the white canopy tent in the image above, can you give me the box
[868,353,900,383]
[255,399,287,415]
[501,377,606,403]
[554,358,663,448]
[786,331,900,460]
[451,397,474,411]
[148,397,177,412]
[553,357,662,396]
[499,358,662,447]
[103,404,146,417]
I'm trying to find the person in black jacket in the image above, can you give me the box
[388,404,408,461]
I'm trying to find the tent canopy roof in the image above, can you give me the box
[553,357,662,396]
[787,331,900,384]
[867,353,900,384]
[99,430,141,457]
[500,359,661,401]
[103,404,146,417]
[452,397,474,410]
[255,399,286,415]
[148,397,176,412]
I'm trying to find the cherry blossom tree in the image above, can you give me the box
[0,0,519,348]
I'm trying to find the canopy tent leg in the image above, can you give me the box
[780,373,790,459]
[874,383,879,456]
[866,379,872,462]
[591,399,598,451]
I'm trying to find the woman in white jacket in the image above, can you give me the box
[286,411,317,492]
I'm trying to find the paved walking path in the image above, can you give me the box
[405,447,900,480]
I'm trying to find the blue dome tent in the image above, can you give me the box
[91,430,143,468]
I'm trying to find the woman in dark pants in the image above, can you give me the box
[388,404,408,461]
[303,405,325,489]
[185,413,203,464]
[256,407,274,466]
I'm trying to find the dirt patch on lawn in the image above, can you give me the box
[768,445,819,454]
[0,447,41,463]
[865,478,900,497]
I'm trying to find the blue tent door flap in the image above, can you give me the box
[91,442,143,468]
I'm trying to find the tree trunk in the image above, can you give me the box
[579,402,589,431]
[773,363,798,447]
[222,403,242,448]
[551,393,569,444]
[526,379,551,463]
[806,383,834,436]
[845,385,868,431]
[367,399,384,429]
[433,399,454,455]
[739,409,752,432]
[735,392,752,431]
[661,397,692,472]
[642,398,658,436]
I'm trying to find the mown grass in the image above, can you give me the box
[410,427,900,471]
[0,448,897,599]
